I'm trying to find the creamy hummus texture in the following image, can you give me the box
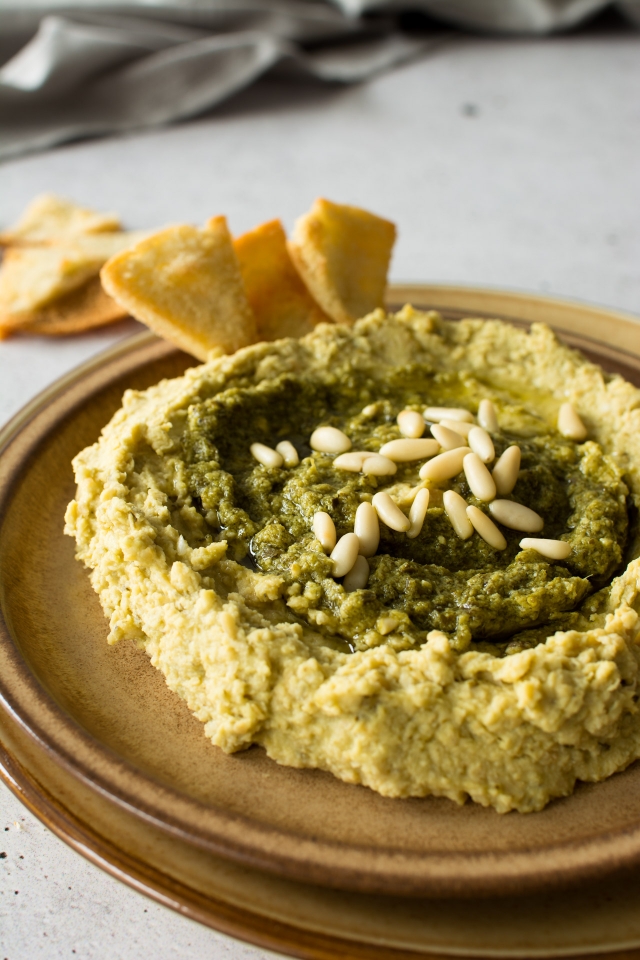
[65,308,640,813]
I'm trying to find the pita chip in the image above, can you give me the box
[0,278,129,340]
[101,218,257,360]
[0,193,121,246]
[287,198,396,325]
[0,232,148,330]
[234,218,330,341]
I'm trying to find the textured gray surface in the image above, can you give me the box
[0,30,639,959]
[0,797,272,959]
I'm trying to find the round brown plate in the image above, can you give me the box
[2,285,640,905]
[5,695,640,960]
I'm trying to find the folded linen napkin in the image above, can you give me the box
[1,0,638,163]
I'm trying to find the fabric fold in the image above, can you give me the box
[0,0,637,162]
[0,12,433,161]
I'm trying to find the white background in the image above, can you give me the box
[1,25,639,959]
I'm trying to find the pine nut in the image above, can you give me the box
[334,451,375,472]
[557,403,587,441]
[466,505,507,549]
[310,426,352,453]
[404,482,430,505]
[492,445,521,495]
[379,438,439,461]
[343,554,370,592]
[407,488,430,538]
[397,409,425,438]
[313,511,336,552]
[468,426,495,464]
[250,443,283,468]
[330,532,360,577]
[424,406,474,423]
[443,490,473,539]
[377,617,399,635]
[478,399,499,433]
[463,452,497,502]
[440,418,473,437]
[354,501,380,557]
[363,455,397,476]
[275,440,299,467]
[489,500,544,532]
[431,423,466,450]
[372,492,411,532]
[419,446,471,481]
[519,537,571,560]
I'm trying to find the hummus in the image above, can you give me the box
[65,307,640,813]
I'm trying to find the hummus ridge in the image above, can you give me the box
[65,308,640,813]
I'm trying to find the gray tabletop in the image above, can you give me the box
[1,27,639,959]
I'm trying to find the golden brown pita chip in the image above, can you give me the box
[101,218,257,360]
[0,193,121,246]
[234,218,330,341]
[0,232,148,326]
[287,198,396,325]
[0,278,129,339]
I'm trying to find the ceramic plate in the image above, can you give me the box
[5,696,640,960]
[2,285,640,903]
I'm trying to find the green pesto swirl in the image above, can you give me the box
[182,364,628,653]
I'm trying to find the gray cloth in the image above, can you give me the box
[0,1,638,163]
[339,0,640,29]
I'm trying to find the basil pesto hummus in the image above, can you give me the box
[65,307,640,813]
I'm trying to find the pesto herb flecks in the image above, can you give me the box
[182,364,628,654]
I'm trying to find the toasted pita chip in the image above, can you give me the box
[0,232,148,326]
[0,278,129,339]
[234,218,330,341]
[0,194,121,246]
[287,198,396,325]
[101,218,257,360]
